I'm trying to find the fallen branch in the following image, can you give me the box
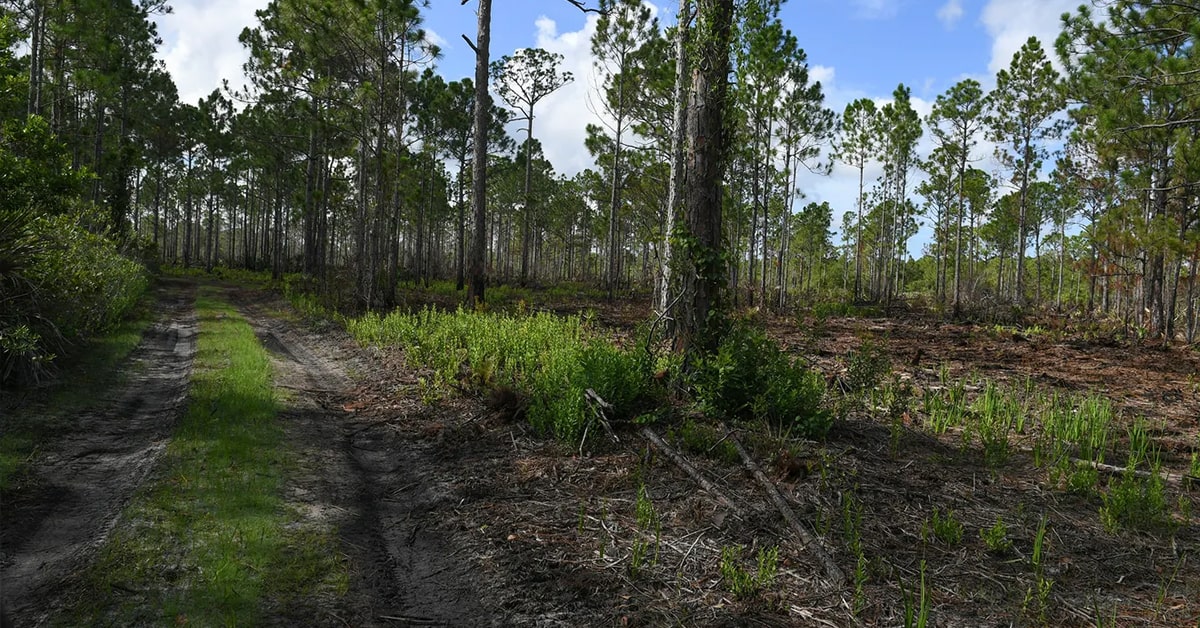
[639,426,738,511]
[722,424,846,589]
[1069,457,1199,486]
[584,388,621,444]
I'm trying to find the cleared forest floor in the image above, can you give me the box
[3,280,1198,626]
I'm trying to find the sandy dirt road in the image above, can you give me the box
[1,280,197,624]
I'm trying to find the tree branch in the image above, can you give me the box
[722,424,846,589]
[564,0,605,14]
[460,34,478,55]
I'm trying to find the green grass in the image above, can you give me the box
[916,369,1189,534]
[59,293,347,625]
[719,544,780,599]
[0,297,155,492]
[921,369,1117,474]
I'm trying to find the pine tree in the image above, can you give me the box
[985,36,1064,305]
[491,48,572,285]
[927,78,985,315]
[672,0,735,360]
[832,98,879,301]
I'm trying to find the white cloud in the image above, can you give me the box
[153,0,269,105]
[425,28,448,52]
[937,0,964,28]
[501,4,988,257]
[810,64,835,88]
[981,0,1078,74]
[518,3,661,177]
[513,13,607,177]
[853,0,901,20]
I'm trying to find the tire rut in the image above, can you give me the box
[235,297,491,626]
[0,280,198,625]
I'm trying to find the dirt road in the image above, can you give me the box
[3,282,813,625]
[3,283,498,626]
[1,280,197,623]
[235,291,490,625]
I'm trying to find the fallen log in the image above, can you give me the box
[722,423,846,589]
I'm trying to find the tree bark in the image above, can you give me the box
[605,85,626,302]
[657,0,690,318]
[521,116,534,284]
[672,0,735,360]
[456,155,467,291]
[27,0,44,116]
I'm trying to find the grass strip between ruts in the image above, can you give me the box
[59,292,346,626]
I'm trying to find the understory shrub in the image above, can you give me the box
[348,307,654,441]
[692,320,830,438]
[527,338,653,440]
[1,211,147,385]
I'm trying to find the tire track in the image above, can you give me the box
[0,280,197,625]
[236,298,490,626]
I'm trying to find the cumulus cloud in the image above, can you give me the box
[810,64,835,87]
[153,0,269,105]
[506,13,607,177]
[518,3,660,177]
[519,8,886,248]
[981,0,1078,74]
[937,0,964,29]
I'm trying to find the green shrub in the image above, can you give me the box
[692,320,829,438]
[980,517,1013,554]
[1,114,147,385]
[1,210,147,385]
[924,507,964,545]
[1100,467,1171,533]
[719,544,779,599]
[845,340,891,395]
[669,419,739,464]
[0,323,51,384]
[348,307,654,442]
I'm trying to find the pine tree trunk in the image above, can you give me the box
[467,0,492,306]
[673,0,734,361]
[28,0,44,116]
[658,0,690,317]
[606,82,626,302]
[456,156,467,291]
[1014,140,1031,305]
[520,116,534,285]
[1056,217,1066,310]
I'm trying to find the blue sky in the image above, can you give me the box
[154,0,1082,254]
[425,0,997,103]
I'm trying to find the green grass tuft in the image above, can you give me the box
[348,306,654,441]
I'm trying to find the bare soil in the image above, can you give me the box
[4,284,1199,626]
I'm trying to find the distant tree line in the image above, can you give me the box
[3,0,1200,355]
